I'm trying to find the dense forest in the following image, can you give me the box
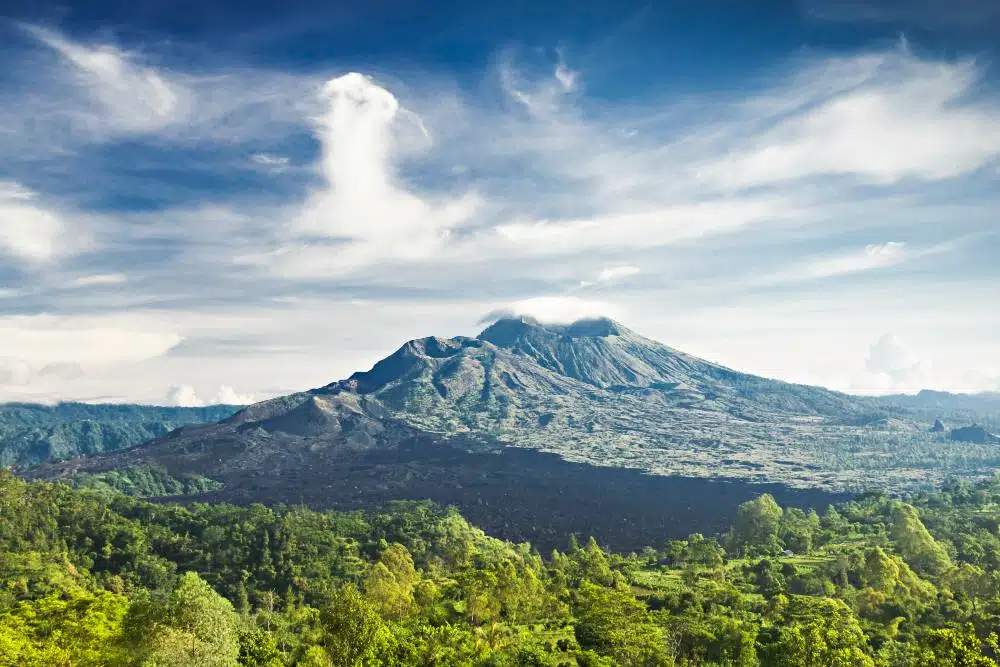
[4,470,1000,665]
[0,403,240,469]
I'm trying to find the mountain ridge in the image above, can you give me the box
[0,402,241,469]
[28,317,1000,496]
[23,316,1000,548]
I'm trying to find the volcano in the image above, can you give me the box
[28,317,989,549]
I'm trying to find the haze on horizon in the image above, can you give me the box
[1,0,999,406]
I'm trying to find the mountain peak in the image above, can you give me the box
[478,316,625,346]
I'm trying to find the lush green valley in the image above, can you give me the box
[0,403,241,469]
[3,469,1000,666]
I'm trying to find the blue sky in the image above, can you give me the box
[1,0,999,405]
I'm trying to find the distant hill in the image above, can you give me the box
[0,402,241,469]
[881,389,1000,415]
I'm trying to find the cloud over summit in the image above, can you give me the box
[0,21,998,402]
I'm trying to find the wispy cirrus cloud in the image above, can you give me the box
[695,51,1000,189]
[1,24,999,401]
[763,241,909,284]
[20,23,192,137]
[65,273,129,289]
[578,265,641,288]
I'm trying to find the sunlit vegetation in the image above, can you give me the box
[3,469,1000,665]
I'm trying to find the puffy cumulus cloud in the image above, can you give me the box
[0,358,33,386]
[165,383,254,407]
[264,72,481,277]
[23,24,191,136]
[864,333,932,390]
[215,385,256,405]
[0,357,85,402]
[1,32,1000,401]
[166,384,254,408]
[165,384,201,407]
[0,182,73,264]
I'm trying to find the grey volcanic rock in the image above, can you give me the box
[950,425,999,445]
[26,318,1000,496]
[29,392,432,485]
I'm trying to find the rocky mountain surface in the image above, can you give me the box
[0,402,240,469]
[950,425,1000,445]
[30,317,1000,489]
[24,317,1000,546]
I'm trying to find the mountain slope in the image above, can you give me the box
[28,317,1000,499]
[0,402,241,469]
[314,316,960,490]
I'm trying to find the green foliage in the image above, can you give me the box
[124,571,241,666]
[890,502,952,575]
[730,493,783,554]
[3,471,1000,665]
[915,624,1000,667]
[0,589,128,666]
[69,464,222,498]
[0,402,240,469]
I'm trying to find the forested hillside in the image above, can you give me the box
[0,402,241,469]
[2,469,1000,666]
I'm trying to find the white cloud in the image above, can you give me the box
[810,242,907,277]
[554,62,579,92]
[597,265,640,283]
[65,273,128,288]
[0,358,33,386]
[165,384,254,407]
[862,333,933,392]
[165,384,202,407]
[499,51,580,117]
[0,182,70,263]
[0,316,182,369]
[487,198,797,256]
[1,35,999,402]
[751,236,971,287]
[23,24,191,136]
[580,265,641,286]
[766,241,908,284]
[264,72,481,276]
[250,153,291,171]
[214,385,255,405]
[696,49,1000,189]
[481,296,623,326]
[0,358,82,393]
